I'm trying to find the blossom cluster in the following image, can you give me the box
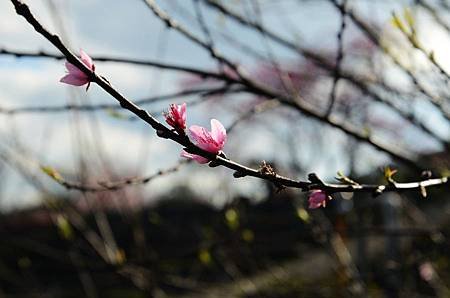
[163,103,226,164]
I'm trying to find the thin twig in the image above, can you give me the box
[326,0,348,116]
[204,0,450,149]
[0,85,245,115]
[337,2,450,122]
[43,161,188,192]
[0,48,238,83]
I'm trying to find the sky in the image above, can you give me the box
[0,0,448,211]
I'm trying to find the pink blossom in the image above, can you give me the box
[419,262,434,282]
[181,119,226,164]
[308,190,328,209]
[60,49,95,89]
[164,103,186,133]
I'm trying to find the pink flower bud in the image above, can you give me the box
[60,49,95,89]
[164,103,186,133]
[308,190,328,209]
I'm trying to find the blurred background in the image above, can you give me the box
[0,0,449,297]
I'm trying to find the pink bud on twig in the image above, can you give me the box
[60,49,95,90]
[164,103,187,134]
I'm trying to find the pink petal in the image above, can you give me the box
[309,201,322,209]
[189,121,225,153]
[79,49,94,70]
[63,61,90,83]
[180,103,187,122]
[60,74,89,86]
[189,125,208,144]
[180,150,209,164]
[210,119,226,148]
[419,262,434,281]
[65,61,84,75]
[308,190,328,209]
[199,135,220,152]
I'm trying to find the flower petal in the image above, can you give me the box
[210,119,226,148]
[189,120,226,153]
[180,103,187,122]
[180,150,209,164]
[80,49,94,70]
[165,103,187,132]
[65,62,83,75]
[189,125,208,144]
[196,130,219,152]
[60,74,89,86]
[308,190,328,209]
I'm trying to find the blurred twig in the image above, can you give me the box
[41,160,189,192]
[0,85,245,115]
[326,0,348,117]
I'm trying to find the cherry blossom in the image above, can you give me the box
[181,119,226,164]
[60,49,95,89]
[164,103,186,133]
[308,190,328,209]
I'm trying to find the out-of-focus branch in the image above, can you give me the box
[142,0,243,80]
[142,0,435,169]
[0,85,245,115]
[332,0,450,123]
[393,11,450,86]
[203,0,450,149]
[0,48,237,83]
[326,0,348,117]
[227,100,281,134]
[417,0,450,33]
[41,161,188,192]
[0,145,116,264]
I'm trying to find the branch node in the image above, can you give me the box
[308,173,324,185]
[156,129,170,139]
[258,160,276,177]
[421,170,432,179]
[420,184,427,198]
[373,185,385,197]
[209,160,220,167]
[218,151,227,159]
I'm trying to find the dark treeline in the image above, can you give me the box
[1,179,448,297]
